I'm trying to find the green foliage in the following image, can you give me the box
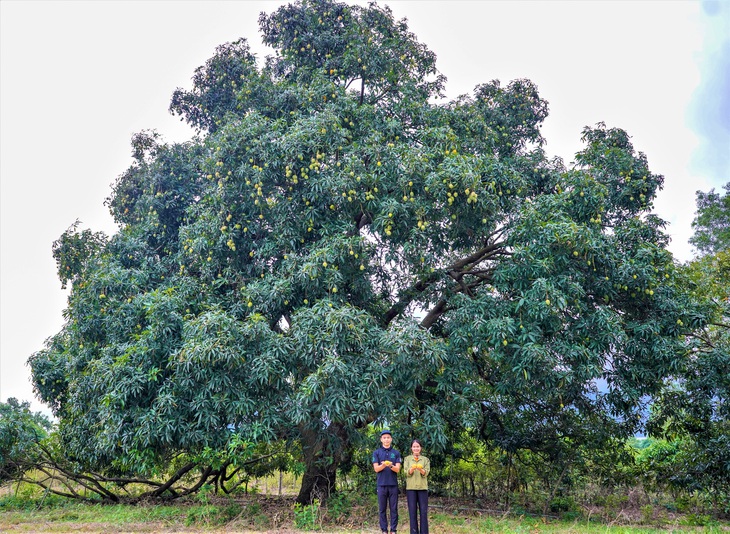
[28,0,705,505]
[324,491,353,522]
[170,40,260,134]
[647,182,729,506]
[184,485,244,526]
[240,501,271,528]
[639,504,655,525]
[0,398,52,482]
[548,495,577,514]
[633,438,679,491]
[52,221,107,290]
[690,182,730,255]
[293,499,322,530]
[184,505,217,526]
[680,513,716,527]
[185,502,243,527]
[0,487,69,511]
[194,484,214,505]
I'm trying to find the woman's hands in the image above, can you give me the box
[409,463,426,476]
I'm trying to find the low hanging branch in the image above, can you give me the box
[5,441,285,503]
[140,462,197,499]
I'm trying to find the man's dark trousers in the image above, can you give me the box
[406,489,428,534]
[377,484,398,532]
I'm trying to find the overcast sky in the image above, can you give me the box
[2,0,729,416]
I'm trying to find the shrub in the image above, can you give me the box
[293,499,321,531]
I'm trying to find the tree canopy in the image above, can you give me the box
[29,0,703,504]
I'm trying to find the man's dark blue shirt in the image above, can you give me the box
[372,446,402,486]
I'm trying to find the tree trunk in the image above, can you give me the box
[296,457,337,505]
[295,424,346,505]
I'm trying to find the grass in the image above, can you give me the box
[428,512,728,533]
[0,501,183,528]
[1,491,727,533]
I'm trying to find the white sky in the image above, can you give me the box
[1,1,727,416]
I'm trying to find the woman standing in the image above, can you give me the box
[403,439,430,534]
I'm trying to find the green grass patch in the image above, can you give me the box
[1,500,186,524]
[1,493,728,533]
[430,512,728,533]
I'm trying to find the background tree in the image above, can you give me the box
[29,0,700,505]
[0,398,52,482]
[648,182,730,507]
[689,182,730,255]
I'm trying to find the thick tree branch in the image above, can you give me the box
[384,242,506,327]
[351,210,372,234]
[449,241,506,273]
[383,271,440,326]
[143,461,198,499]
[19,473,98,502]
[177,466,215,498]
[420,299,447,329]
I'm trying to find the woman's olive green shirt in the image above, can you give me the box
[403,454,430,490]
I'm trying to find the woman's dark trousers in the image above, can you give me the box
[406,489,428,534]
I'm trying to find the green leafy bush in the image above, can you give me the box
[293,499,321,530]
[325,492,353,522]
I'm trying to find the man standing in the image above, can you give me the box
[372,429,402,534]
